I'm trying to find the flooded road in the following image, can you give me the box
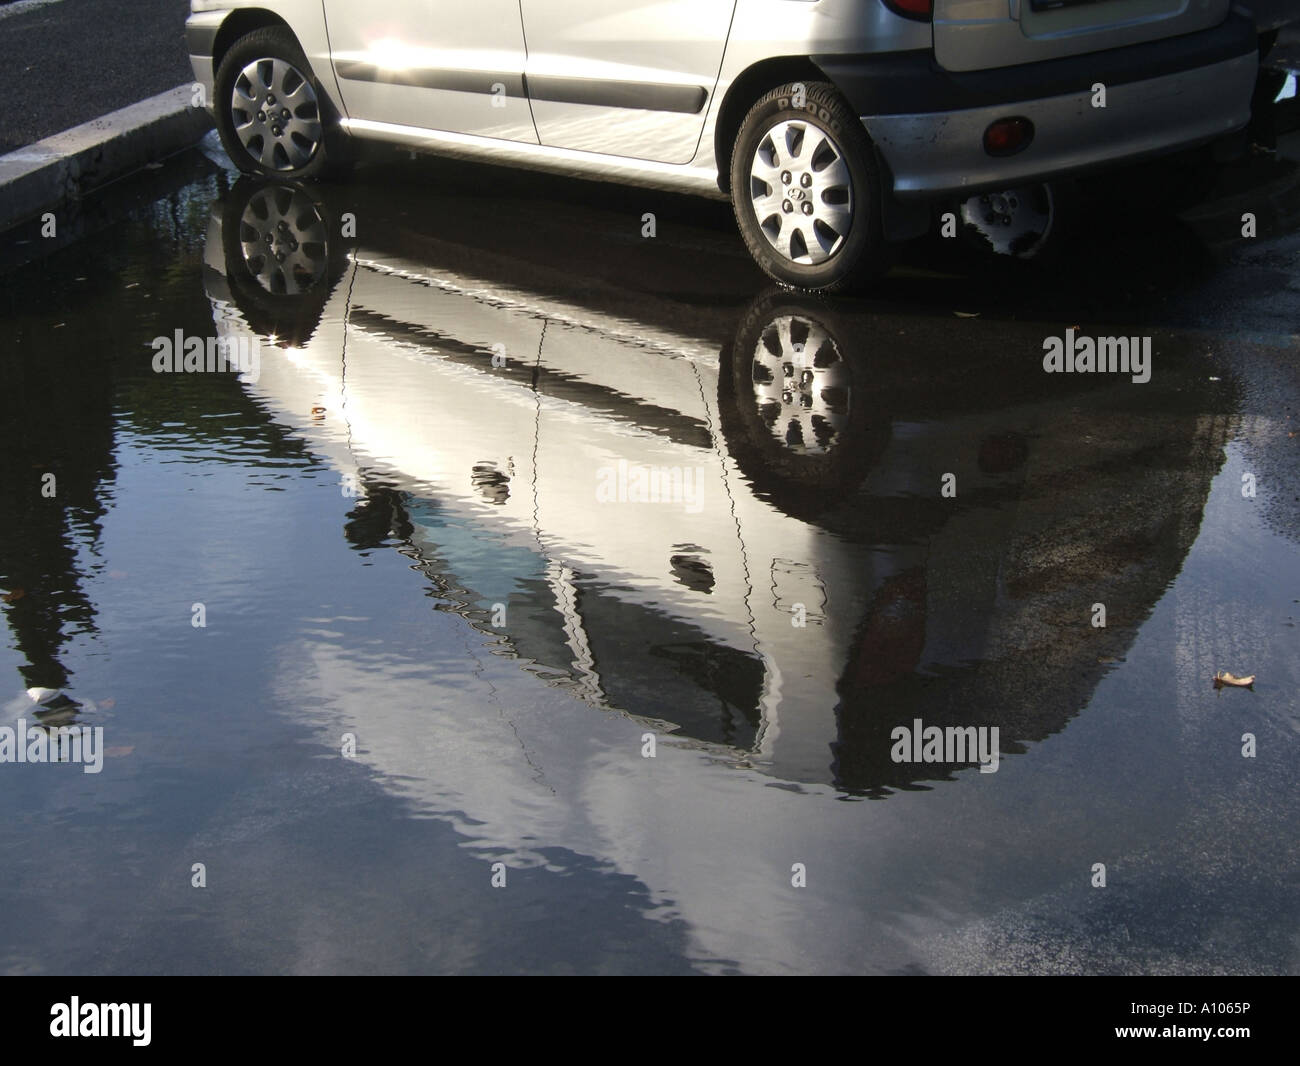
[1,142,1297,974]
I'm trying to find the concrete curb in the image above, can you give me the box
[0,84,213,233]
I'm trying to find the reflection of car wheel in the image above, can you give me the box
[214,27,350,180]
[220,178,349,344]
[751,312,852,457]
[956,181,1073,261]
[730,82,890,291]
[718,290,890,520]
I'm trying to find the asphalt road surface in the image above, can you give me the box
[0,0,190,153]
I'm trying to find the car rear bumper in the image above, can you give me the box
[870,51,1257,199]
[817,12,1259,199]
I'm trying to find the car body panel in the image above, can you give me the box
[933,0,1234,73]
[520,1,737,164]
[337,115,729,198]
[322,0,538,142]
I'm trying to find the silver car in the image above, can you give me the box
[187,0,1263,289]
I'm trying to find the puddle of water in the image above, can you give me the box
[0,165,1296,974]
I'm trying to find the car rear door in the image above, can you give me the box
[933,0,1234,72]
[519,1,736,164]
[322,1,537,141]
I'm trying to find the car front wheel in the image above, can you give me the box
[730,82,890,291]
[214,27,346,180]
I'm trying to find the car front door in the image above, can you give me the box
[323,1,536,142]
[519,1,735,164]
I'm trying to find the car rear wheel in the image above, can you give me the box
[731,82,890,291]
[214,27,348,181]
[955,181,1075,261]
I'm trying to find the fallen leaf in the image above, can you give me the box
[1213,671,1255,688]
[105,746,134,757]
[2,588,26,603]
[311,406,326,415]
[108,570,128,579]
[97,698,116,710]
[954,311,980,318]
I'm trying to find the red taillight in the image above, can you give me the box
[983,117,1034,156]
[881,0,933,20]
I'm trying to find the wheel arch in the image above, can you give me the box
[712,57,831,196]
[212,9,297,75]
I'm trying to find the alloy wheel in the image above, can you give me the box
[748,119,855,266]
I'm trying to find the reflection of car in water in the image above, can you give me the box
[204,177,1233,795]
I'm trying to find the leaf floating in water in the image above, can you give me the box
[105,746,134,758]
[1,588,26,603]
[1213,671,1256,688]
[954,311,980,318]
[311,406,327,415]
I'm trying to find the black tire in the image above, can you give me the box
[730,82,890,292]
[214,27,351,181]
